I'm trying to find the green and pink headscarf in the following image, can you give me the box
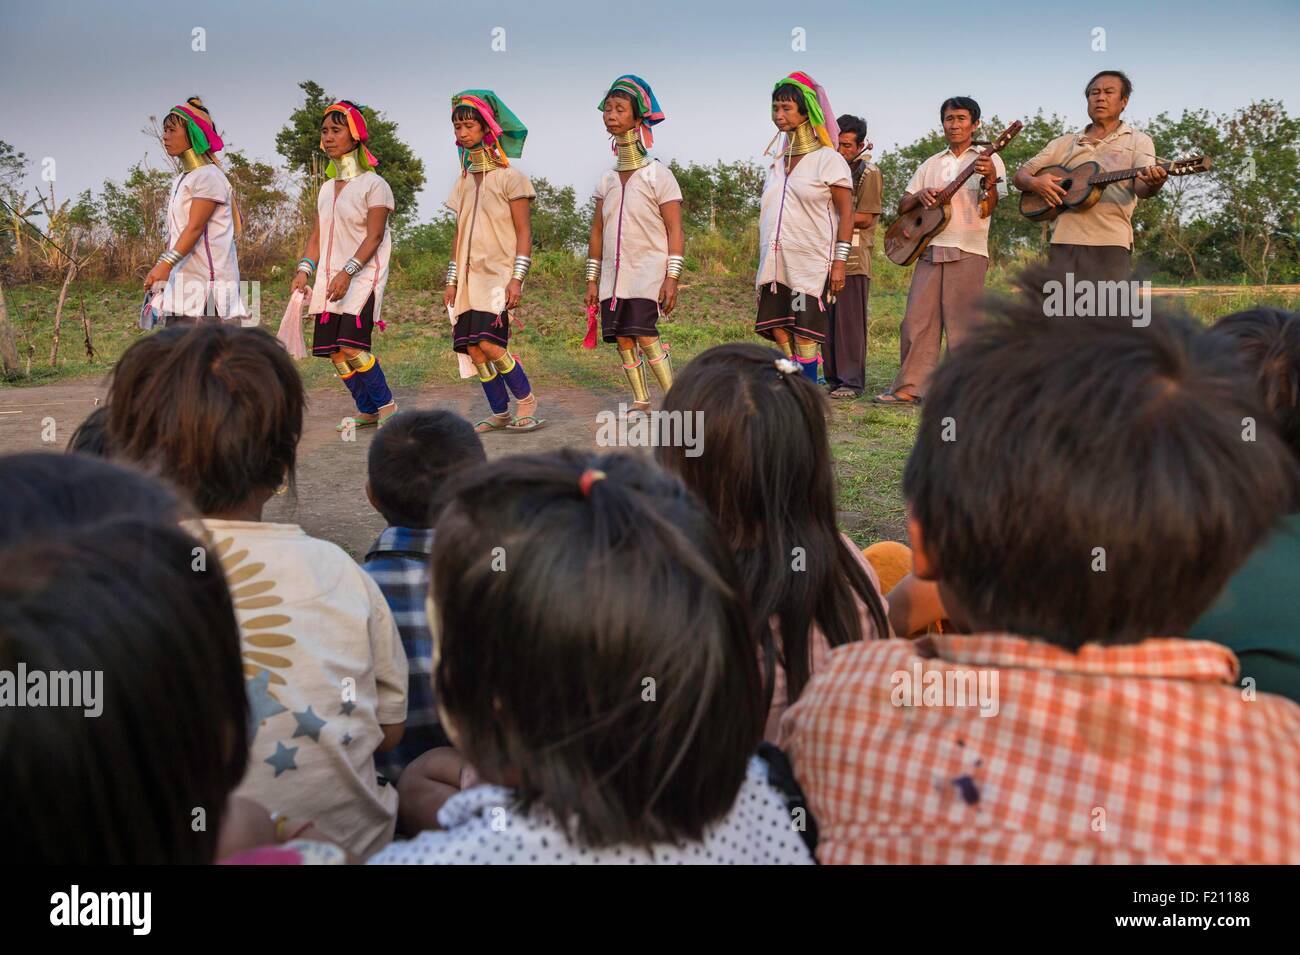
[323,101,379,177]
[169,98,225,156]
[771,71,840,149]
[599,74,665,149]
[451,90,528,171]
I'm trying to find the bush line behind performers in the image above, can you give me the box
[144,97,248,326]
[754,72,855,383]
[584,75,684,416]
[444,91,543,434]
[874,96,1003,406]
[291,100,397,432]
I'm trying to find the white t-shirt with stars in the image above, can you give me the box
[367,756,814,865]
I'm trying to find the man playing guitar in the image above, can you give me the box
[1013,70,1167,283]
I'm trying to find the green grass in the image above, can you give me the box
[5,274,1298,547]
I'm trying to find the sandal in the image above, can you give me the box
[336,415,379,433]
[475,414,512,434]
[376,403,399,429]
[830,388,861,400]
[871,392,922,406]
[506,415,546,433]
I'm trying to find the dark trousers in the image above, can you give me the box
[1046,244,1132,285]
[825,274,870,393]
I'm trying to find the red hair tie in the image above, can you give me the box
[579,468,607,498]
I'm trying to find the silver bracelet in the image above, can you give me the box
[833,241,852,262]
[343,257,362,276]
[158,249,182,266]
[665,255,685,279]
[296,258,316,276]
[585,258,601,282]
[512,255,531,281]
[445,260,458,287]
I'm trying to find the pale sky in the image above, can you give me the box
[2,0,1298,221]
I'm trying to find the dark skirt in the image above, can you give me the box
[312,293,376,356]
[452,309,510,354]
[754,281,829,344]
[600,297,660,343]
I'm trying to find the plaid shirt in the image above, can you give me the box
[782,633,1300,864]
[362,527,449,782]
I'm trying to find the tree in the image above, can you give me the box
[275,80,426,228]
[529,177,587,253]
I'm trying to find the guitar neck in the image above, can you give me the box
[1089,160,1174,186]
[935,148,993,204]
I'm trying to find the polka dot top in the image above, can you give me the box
[368,756,815,865]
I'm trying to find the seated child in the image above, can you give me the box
[1189,307,1300,703]
[362,409,486,784]
[0,454,249,863]
[369,449,814,864]
[655,343,891,743]
[782,269,1300,864]
[105,324,408,858]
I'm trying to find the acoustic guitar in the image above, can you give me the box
[884,121,1022,267]
[1019,155,1212,221]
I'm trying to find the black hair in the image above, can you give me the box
[837,114,868,145]
[323,99,360,129]
[106,324,304,517]
[67,405,113,457]
[939,96,981,123]
[452,103,485,126]
[0,451,187,538]
[603,88,643,119]
[367,410,486,528]
[771,84,808,116]
[1208,307,1300,462]
[1085,70,1133,99]
[655,343,890,706]
[902,266,1300,650]
[430,449,763,849]
[0,517,248,864]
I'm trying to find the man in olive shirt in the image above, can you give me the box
[1014,70,1167,283]
[825,114,883,399]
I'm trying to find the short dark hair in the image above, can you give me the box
[902,267,1300,650]
[939,97,981,123]
[451,103,484,127]
[772,83,808,116]
[657,343,889,704]
[66,405,112,457]
[837,114,868,145]
[1208,307,1300,462]
[0,451,187,536]
[431,449,763,849]
[367,410,486,528]
[1085,70,1133,99]
[0,518,248,863]
[323,99,360,129]
[106,324,304,516]
[603,88,643,119]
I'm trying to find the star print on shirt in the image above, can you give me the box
[341,700,356,716]
[292,705,327,742]
[247,670,288,727]
[341,733,353,746]
[265,741,298,777]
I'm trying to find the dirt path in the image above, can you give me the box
[0,378,626,558]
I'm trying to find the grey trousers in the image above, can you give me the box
[890,248,988,398]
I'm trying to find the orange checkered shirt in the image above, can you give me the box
[781,634,1300,864]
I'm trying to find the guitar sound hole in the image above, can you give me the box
[915,217,922,226]
[1060,179,1073,190]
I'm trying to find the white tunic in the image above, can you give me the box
[756,147,852,298]
[308,172,395,323]
[163,164,248,320]
[594,161,683,303]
